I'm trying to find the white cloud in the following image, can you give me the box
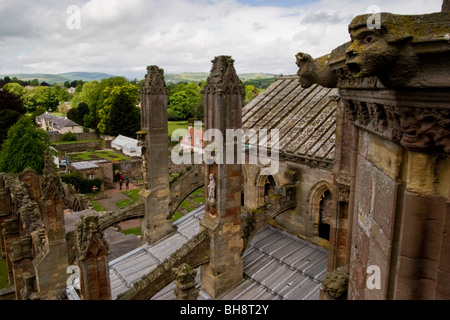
[0,0,443,78]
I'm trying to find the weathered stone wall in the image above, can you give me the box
[115,159,142,181]
[48,132,100,143]
[53,140,103,153]
[243,160,333,248]
[347,130,450,300]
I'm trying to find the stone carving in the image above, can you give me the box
[396,107,450,153]
[337,187,350,203]
[172,263,199,300]
[295,52,337,88]
[343,98,450,153]
[321,266,349,299]
[76,214,109,258]
[141,65,167,95]
[345,13,420,88]
[207,173,216,202]
[203,56,244,96]
[297,11,450,153]
[297,12,450,89]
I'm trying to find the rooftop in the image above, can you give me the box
[36,112,82,129]
[105,205,327,300]
[242,76,338,162]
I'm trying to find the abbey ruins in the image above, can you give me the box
[0,2,449,300]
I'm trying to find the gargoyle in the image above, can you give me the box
[295,52,337,88]
[296,11,450,88]
[345,13,420,87]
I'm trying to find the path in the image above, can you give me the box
[96,180,139,212]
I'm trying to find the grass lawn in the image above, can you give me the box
[172,212,183,221]
[68,150,131,162]
[91,200,106,212]
[122,227,141,236]
[116,189,141,208]
[168,120,189,138]
[190,188,204,197]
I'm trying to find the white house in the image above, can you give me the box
[36,112,83,134]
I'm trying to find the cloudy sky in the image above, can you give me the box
[0,0,443,79]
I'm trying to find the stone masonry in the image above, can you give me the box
[296,7,450,299]
[200,56,245,298]
[139,65,173,244]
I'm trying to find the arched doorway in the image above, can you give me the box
[310,181,332,242]
[318,189,332,240]
[264,175,277,198]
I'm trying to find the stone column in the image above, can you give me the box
[200,56,244,298]
[139,65,173,244]
[76,214,111,300]
[35,153,69,300]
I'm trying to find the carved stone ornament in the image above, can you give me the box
[296,10,450,153]
[76,214,109,259]
[141,65,167,96]
[207,173,216,202]
[203,56,244,96]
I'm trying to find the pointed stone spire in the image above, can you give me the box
[76,214,111,300]
[200,56,244,298]
[139,65,173,244]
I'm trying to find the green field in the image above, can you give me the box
[168,120,189,138]
[68,150,131,162]
[173,187,204,218]
[115,189,141,208]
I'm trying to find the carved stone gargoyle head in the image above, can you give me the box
[295,52,337,88]
[345,13,419,87]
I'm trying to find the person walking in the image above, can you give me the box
[125,177,129,190]
[119,179,123,190]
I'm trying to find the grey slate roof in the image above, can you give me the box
[107,204,327,300]
[151,223,328,300]
[37,113,82,129]
[242,76,339,162]
[108,206,204,300]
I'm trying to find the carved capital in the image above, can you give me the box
[342,97,450,153]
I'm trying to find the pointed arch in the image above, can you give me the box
[255,169,281,206]
[309,181,333,241]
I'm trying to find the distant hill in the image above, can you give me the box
[0,71,280,87]
[0,72,116,84]
[165,72,277,83]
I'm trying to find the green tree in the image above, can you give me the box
[22,86,59,112]
[2,83,26,100]
[0,117,53,174]
[167,82,202,120]
[244,85,263,104]
[0,90,24,114]
[67,102,89,126]
[61,131,77,142]
[0,110,21,145]
[97,84,140,137]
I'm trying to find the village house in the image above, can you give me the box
[36,112,83,134]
